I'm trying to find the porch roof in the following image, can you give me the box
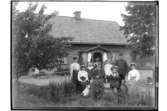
[81,45,110,53]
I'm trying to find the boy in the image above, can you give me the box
[110,66,121,92]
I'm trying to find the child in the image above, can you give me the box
[110,66,121,92]
[87,62,94,71]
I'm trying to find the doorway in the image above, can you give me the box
[93,52,102,63]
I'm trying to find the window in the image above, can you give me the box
[112,52,119,62]
[63,57,68,64]
[57,57,68,64]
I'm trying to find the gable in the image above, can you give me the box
[84,45,110,52]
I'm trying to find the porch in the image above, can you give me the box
[78,45,112,66]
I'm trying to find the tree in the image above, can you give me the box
[120,2,157,58]
[13,3,71,78]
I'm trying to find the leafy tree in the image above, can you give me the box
[120,2,157,58]
[13,3,71,78]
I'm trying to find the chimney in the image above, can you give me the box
[52,10,59,17]
[73,11,81,20]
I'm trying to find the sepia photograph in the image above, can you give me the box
[11,0,158,110]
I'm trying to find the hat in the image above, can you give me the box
[73,56,78,60]
[81,65,85,69]
[130,63,136,67]
[111,65,118,70]
[119,53,123,56]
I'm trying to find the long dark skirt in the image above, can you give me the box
[72,70,79,93]
[78,81,87,93]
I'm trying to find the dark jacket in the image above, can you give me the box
[115,59,128,76]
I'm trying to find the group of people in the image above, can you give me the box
[70,53,140,96]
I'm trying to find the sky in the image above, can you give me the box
[16,2,128,26]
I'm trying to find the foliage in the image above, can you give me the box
[13,3,71,78]
[90,79,104,100]
[120,2,157,58]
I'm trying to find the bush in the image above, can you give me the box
[90,79,104,100]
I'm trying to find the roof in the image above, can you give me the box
[49,16,127,45]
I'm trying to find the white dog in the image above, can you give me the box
[28,67,39,76]
[82,85,90,97]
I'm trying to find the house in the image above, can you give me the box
[49,11,132,69]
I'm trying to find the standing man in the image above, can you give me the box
[70,57,80,92]
[115,53,128,84]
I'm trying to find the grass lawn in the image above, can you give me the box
[12,70,155,108]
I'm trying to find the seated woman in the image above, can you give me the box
[77,65,89,94]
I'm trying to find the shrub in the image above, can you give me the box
[90,79,104,100]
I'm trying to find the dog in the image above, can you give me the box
[81,85,90,97]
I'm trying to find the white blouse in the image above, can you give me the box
[104,63,113,76]
[127,69,140,81]
[78,70,89,82]
[70,62,80,75]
